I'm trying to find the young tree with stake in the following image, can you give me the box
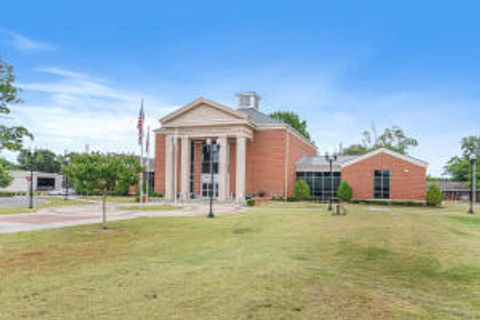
[64,152,142,229]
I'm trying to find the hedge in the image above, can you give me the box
[0,191,28,197]
[350,199,426,207]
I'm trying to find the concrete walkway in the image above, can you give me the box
[0,202,246,234]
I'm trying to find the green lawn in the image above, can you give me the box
[0,197,89,215]
[1,202,479,319]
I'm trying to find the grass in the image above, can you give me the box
[1,202,479,319]
[0,197,89,215]
[119,204,182,211]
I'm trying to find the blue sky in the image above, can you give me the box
[1,0,479,175]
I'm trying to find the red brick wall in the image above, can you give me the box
[245,128,316,197]
[341,152,426,200]
[247,129,287,196]
[286,130,317,195]
[154,133,165,195]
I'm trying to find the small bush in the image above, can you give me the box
[336,180,353,201]
[293,179,310,201]
[151,192,163,198]
[426,184,443,206]
[246,199,255,207]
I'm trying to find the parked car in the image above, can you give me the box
[47,188,76,196]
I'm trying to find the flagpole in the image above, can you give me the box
[145,126,150,204]
[173,128,178,205]
[138,98,144,206]
[140,138,144,205]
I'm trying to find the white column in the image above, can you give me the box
[164,134,174,200]
[235,135,247,203]
[217,136,228,201]
[180,136,191,201]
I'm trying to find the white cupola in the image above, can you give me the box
[236,92,260,110]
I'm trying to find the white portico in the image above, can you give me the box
[159,97,254,202]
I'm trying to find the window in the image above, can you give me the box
[239,95,251,107]
[37,177,55,191]
[295,171,341,200]
[374,170,390,199]
[201,182,218,198]
[201,142,219,174]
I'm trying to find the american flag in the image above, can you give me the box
[137,99,144,145]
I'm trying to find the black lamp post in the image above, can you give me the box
[468,153,477,214]
[206,138,217,218]
[28,147,34,209]
[325,152,337,211]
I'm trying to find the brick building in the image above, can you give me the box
[154,93,427,202]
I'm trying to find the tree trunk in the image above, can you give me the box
[102,193,107,229]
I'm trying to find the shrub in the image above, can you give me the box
[293,179,310,201]
[246,199,255,207]
[336,180,353,201]
[426,184,443,206]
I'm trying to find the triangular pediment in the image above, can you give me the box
[161,97,251,127]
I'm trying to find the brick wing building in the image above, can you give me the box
[296,149,427,201]
[154,93,427,202]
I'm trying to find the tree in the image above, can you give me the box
[342,126,418,155]
[0,59,33,151]
[17,149,63,173]
[342,144,368,156]
[0,59,33,187]
[64,152,142,229]
[293,179,310,200]
[426,184,443,206]
[0,160,13,187]
[444,135,480,187]
[270,111,313,143]
[336,180,353,201]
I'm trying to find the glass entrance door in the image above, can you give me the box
[200,142,219,199]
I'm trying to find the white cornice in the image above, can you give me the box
[341,148,428,168]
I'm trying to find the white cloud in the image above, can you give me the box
[253,74,479,177]
[0,29,55,52]
[7,67,176,160]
